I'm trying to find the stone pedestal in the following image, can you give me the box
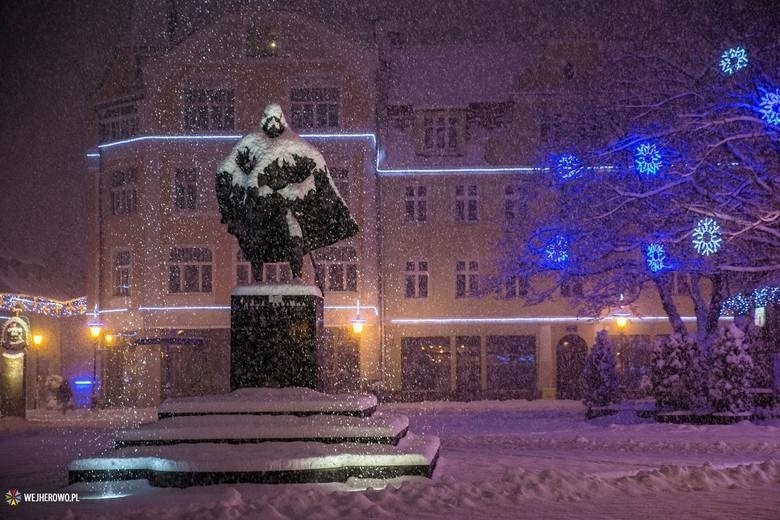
[230,284,323,390]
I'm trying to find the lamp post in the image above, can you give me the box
[32,332,43,409]
[86,309,104,407]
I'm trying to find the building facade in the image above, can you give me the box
[85,5,707,405]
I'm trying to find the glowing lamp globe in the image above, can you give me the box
[351,317,366,334]
[87,319,104,338]
[612,308,631,330]
[32,334,43,346]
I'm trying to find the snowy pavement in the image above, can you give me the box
[1,400,778,519]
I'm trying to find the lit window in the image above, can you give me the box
[183,88,235,132]
[418,110,464,156]
[456,260,479,298]
[405,261,429,298]
[174,168,197,210]
[504,184,523,225]
[454,184,479,223]
[404,185,427,222]
[560,278,583,298]
[169,247,213,293]
[504,276,528,299]
[313,246,357,292]
[110,168,137,216]
[330,168,350,208]
[97,101,139,143]
[290,87,340,130]
[112,250,131,297]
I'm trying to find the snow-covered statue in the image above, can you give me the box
[216,104,359,280]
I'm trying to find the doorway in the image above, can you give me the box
[556,334,587,400]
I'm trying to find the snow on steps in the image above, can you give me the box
[69,433,440,487]
[157,387,378,419]
[115,412,410,447]
[69,388,439,486]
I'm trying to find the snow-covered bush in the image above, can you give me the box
[709,324,754,414]
[581,331,619,408]
[651,334,707,411]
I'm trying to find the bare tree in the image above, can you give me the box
[501,40,780,354]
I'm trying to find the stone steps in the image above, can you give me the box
[70,433,440,487]
[157,387,378,419]
[115,412,409,447]
[68,388,439,487]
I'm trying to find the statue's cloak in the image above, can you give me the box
[216,129,358,266]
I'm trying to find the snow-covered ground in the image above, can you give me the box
[1,400,778,519]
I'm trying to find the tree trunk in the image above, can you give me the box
[701,273,725,356]
[654,274,688,337]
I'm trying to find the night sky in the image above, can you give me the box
[0,0,131,297]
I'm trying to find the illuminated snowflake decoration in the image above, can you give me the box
[645,243,667,273]
[719,46,748,75]
[555,154,582,180]
[721,293,749,316]
[759,89,780,126]
[634,143,662,176]
[691,218,722,256]
[541,234,569,269]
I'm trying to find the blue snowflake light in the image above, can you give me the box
[759,89,780,126]
[719,46,748,75]
[722,293,749,316]
[634,143,662,176]
[692,218,722,256]
[555,154,582,180]
[645,243,667,273]
[541,234,569,269]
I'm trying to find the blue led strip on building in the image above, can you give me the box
[87,133,543,177]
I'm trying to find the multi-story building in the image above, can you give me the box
[85,4,713,406]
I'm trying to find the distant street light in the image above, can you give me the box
[351,300,366,334]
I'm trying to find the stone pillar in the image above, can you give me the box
[538,325,556,399]
[0,352,26,416]
[230,285,323,390]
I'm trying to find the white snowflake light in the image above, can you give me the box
[634,143,662,176]
[555,154,582,180]
[719,46,748,75]
[759,89,780,126]
[692,218,722,256]
[645,243,666,273]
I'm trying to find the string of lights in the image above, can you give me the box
[0,293,87,317]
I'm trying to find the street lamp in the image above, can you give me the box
[31,332,44,409]
[612,308,631,330]
[86,307,105,406]
[351,300,366,334]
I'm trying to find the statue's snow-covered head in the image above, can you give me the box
[261,104,287,138]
